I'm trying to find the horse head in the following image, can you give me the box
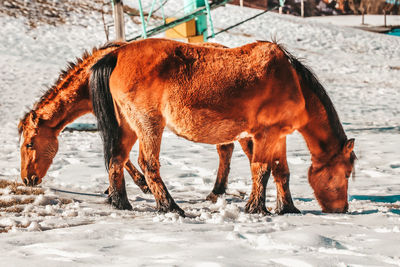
[308,139,356,213]
[18,111,58,186]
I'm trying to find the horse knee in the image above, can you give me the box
[217,143,234,155]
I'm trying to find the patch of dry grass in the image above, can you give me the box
[0,179,44,195]
[0,197,36,208]
[0,179,73,233]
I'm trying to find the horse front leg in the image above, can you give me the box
[138,130,185,217]
[272,138,300,215]
[238,137,253,161]
[245,133,274,215]
[206,143,234,203]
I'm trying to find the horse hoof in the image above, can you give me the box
[275,205,301,215]
[157,202,185,217]
[245,201,271,215]
[108,192,132,210]
[206,192,221,203]
[173,206,186,217]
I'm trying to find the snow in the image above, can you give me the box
[1,3,400,266]
[306,14,400,27]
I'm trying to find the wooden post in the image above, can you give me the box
[279,0,285,14]
[301,0,304,18]
[113,0,126,41]
[384,9,387,27]
[361,9,365,25]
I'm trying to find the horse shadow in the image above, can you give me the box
[348,194,400,203]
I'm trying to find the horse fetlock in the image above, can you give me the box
[245,198,271,215]
[135,176,151,194]
[275,200,301,215]
[108,190,132,210]
[138,184,151,194]
[206,191,222,203]
[156,198,185,217]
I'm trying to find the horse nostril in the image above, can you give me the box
[23,178,29,186]
[33,176,39,185]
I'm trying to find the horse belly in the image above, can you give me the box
[164,107,247,144]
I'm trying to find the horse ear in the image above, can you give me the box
[343,138,355,155]
[28,111,39,126]
[18,120,24,135]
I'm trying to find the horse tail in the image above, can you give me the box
[90,52,119,170]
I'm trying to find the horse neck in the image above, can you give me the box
[35,83,91,136]
[298,84,347,166]
[25,44,124,137]
[32,57,95,136]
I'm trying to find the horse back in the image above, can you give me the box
[109,39,307,143]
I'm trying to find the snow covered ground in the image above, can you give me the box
[0,3,400,266]
[307,14,400,27]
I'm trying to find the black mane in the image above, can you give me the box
[19,42,125,134]
[276,42,348,147]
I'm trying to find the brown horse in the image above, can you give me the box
[90,38,356,216]
[18,42,149,194]
[18,41,262,211]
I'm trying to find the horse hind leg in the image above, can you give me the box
[272,138,301,215]
[104,130,150,196]
[106,125,141,210]
[245,133,273,215]
[206,138,253,203]
[104,159,150,195]
[206,143,234,203]
[125,160,150,194]
[138,127,185,216]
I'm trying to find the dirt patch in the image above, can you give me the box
[0,0,111,28]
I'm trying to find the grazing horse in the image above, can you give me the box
[17,41,263,211]
[18,42,149,194]
[90,38,356,216]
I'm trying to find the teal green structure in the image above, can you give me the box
[127,0,227,41]
[184,0,212,41]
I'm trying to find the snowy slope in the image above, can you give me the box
[1,3,400,266]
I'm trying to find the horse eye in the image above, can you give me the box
[26,142,34,148]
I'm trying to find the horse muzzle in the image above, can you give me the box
[322,203,348,213]
[23,175,40,186]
